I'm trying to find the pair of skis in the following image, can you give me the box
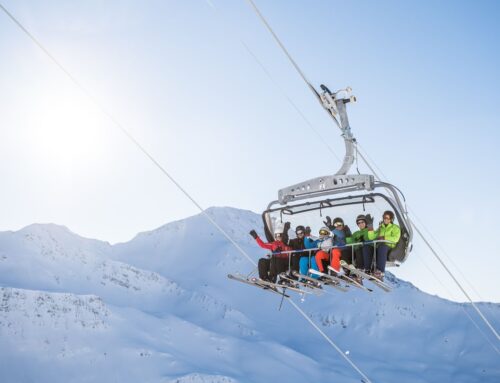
[291,270,349,293]
[339,260,392,292]
[309,267,373,292]
[227,273,314,297]
[228,261,391,297]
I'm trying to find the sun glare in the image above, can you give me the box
[31,85,110,172]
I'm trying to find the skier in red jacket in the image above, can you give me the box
[249,222,292,283]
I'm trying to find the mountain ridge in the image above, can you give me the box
[0,206,499,382]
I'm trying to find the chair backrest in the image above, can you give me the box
[387,228,409,262]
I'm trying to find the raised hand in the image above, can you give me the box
[323,216,333,230]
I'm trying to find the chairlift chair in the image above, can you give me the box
[261,85,413,267]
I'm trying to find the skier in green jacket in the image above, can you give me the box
[362,210,401,281]
[345,214,376,282]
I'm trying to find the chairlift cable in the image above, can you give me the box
[243,0,500,343]
[0,2,256,270]
[0,3,375,380]
[407,206,484,301]
[204,2,376,379]
[287,298,373,383]
[204,0,342,163]
[410,239,500,354]
[356,143,390,183]
[412,223,500,341]
[359,140,496,339]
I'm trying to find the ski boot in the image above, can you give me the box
[351,274,363,285]
[373,269,384,282]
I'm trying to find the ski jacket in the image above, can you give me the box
[346,228,377,245]
[376,223,401,248]
[288,237,307,257]
[332,229,346,246]
[304,236,317,249]
[288,237,305,250]
[255,236,292,258]
[304,236,333,251]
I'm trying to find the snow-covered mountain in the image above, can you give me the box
[0,207,499,383]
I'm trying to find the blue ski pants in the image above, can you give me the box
[299,255,319,279]
[362,244,390,272]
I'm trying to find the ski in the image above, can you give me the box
[292,271,349,292]
[325,266,374,292]
[278,273,325,295]
[310,268,372,292]
[227,274,290,297]
[339,261,392,292]
[228,273,313,297]
[274,276,315,296]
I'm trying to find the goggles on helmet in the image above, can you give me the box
[334,222,343,228]
[319,229,330,236]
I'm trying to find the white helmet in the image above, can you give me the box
[319,226,331,237]
[274,223,285,235]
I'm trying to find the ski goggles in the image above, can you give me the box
[319,229,330,236]
[334,222,343,227]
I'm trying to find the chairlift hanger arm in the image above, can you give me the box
[318,84,358,176]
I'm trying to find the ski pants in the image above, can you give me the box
[339,246,365,270]
[315,247,354,273]
[353,247,365,270]
[299,255,319,279]
[290,253,302,273]
[362,244,390,272]
[315,249,341,273]
[258,258,271,281]
[258,256,290,283]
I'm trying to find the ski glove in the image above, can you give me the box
[249,230,258,239]
[365,214,374,229]
[344,225,352,237]
[323,216,334,230]
[284,221,291,232]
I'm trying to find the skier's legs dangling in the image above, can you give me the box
[315,250,329,273]
[258,258,271,281]
[376,245,390,273]
[330,248,341,272]
[362,245,374,273]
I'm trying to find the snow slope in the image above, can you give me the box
[0,207,499,382]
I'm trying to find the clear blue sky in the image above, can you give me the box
[0,1,499,302]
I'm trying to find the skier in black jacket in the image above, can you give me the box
[287,225,308,276]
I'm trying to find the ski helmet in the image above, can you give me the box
[356,214,367,224]
[332,217,344,226]
[274,223,285,235]
[319,226,331,237]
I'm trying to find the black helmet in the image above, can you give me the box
[383,210,395,221]
[332,217,344,226]
[295,225,306,233]
[356,214,367,224]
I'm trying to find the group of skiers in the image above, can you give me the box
[249,211,401,285]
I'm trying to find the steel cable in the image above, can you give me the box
[243,0,500,344]
[0,3,373,382]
